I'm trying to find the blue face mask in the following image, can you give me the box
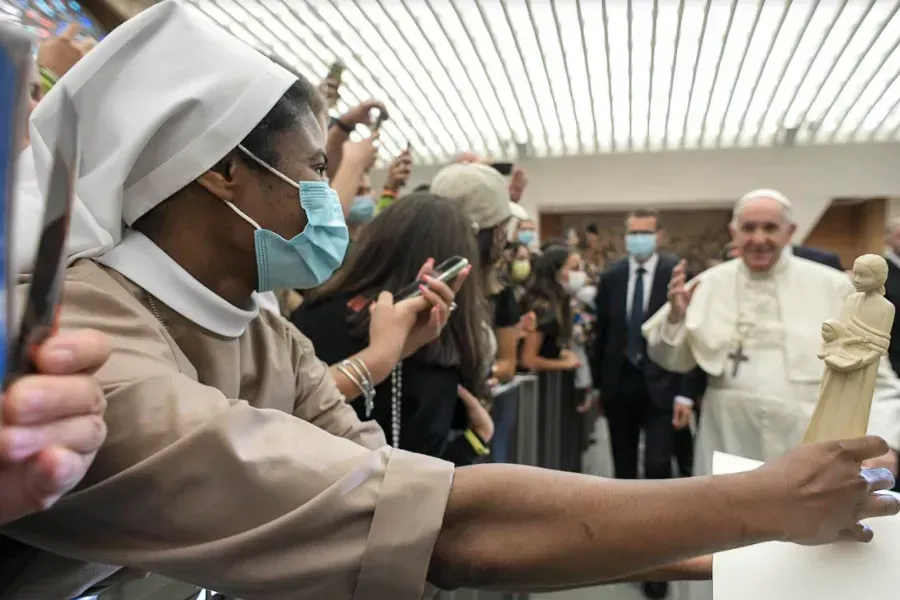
[518,230,535,246]
[625,233,657,259]
[230,145,349,292]
[347,195,376,226]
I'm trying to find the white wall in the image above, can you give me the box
[371,142,900,243]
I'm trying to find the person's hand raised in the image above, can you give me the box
[341,100,388,129]
[384,146,413,192]
[342,133,379,172]
[0,329,109,524]
[37,23,93,79]
[509,168,528,203]
[744,436,900,545]
[667,260,697,324]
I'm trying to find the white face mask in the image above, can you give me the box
[562,270,587,295]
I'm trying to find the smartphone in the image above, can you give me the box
[490,162,514,176]
[396,257,469,301]
[371,108,387,132]
[327,59,345,84]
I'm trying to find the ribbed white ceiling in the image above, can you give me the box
[186,0,900,165]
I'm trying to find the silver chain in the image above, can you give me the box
[389,362,402,449]
[146,293,165,327]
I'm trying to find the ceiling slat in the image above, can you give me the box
[715,0,766,148]
[176,0,900,164]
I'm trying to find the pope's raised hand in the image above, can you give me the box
[667,260,697,324]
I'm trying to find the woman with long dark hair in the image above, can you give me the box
[520,244,584,372]
[292,193,494,464]
[521,243,587,473]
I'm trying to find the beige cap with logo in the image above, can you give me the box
[430,163,513,231]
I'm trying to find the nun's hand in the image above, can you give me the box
[401,259,472,359]
[0,329,109,524]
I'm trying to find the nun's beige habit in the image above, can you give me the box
[3,2,453,599]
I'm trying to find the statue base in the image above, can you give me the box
[712,452,900,600]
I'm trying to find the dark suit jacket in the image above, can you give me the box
[592,253,686,411]
[793,245,843,271]
[884,257,900,376]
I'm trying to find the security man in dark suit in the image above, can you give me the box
[591,209,689,599]
[792,245,843,270]
[884,219,900,376]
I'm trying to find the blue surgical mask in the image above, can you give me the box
[230,145,349,292]
[347,195,376,226]
[625,233,657,260]
[518,230,535,246]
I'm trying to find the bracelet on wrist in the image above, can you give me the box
[330,116,354,135]
[38,66,58,96]
[463,429,491,456]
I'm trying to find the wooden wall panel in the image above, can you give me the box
[804,198,885,268]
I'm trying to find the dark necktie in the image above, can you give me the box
[627,267,646,365]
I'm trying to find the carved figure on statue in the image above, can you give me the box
[803,254,895,443]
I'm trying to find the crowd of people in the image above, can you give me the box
[2,3,900,600]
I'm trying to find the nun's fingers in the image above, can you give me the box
[4,375,105,426]
[837,523,874,543]
[861,466,897,494]
[32,329,111,375]
[0,416,107,462]
[25,446,93,510]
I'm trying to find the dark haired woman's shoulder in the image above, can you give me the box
[492,283,521,329]
[289,293,361,365]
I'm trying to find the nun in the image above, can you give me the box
[5,1,456,597]
[5,2,899,600]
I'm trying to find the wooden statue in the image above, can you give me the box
[803,254,895,443]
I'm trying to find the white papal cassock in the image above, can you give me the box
[643,249,900,477]
[644,250,900,600]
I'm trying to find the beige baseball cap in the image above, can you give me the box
[430,163,512,231]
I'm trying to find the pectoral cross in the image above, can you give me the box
[728,343,749,377]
